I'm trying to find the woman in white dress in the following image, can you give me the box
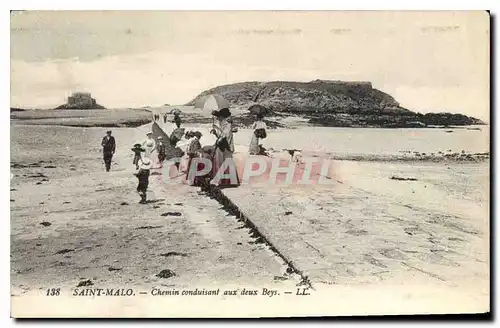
[142,132,156,159]
[249,114,267,155]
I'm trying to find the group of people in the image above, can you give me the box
[100,106,267,204]
[129,132,160,203]
[154,112,182,127]
[100,130,164,204]
[133,131,175,203]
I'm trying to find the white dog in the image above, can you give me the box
[287,149,303,164]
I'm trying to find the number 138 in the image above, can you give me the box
[46,288,61,296]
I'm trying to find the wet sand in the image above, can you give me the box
[224,161,489,284]
[10,121,489,316]
[10,124,298,300]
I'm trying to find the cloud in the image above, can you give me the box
[10,11,489,119]
[386,85,489,120]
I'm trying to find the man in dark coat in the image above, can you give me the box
[101,130,116,172]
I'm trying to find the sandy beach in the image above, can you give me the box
[9,10,492,318]
[10,122,302,298]
[10,115,490,316]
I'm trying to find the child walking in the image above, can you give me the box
[133,152,152,204]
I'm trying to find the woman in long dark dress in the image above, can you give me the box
[184,131,206,186]
[173,112,182,128]
[156,136,166,165]
[210,108,240,187]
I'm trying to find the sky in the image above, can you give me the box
[10,11,490,120]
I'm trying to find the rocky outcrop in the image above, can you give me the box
[55,92,106,110]
[308,112,484,128]
[187,80,484,127]
[188,80,409,113]
[418,113,484,126]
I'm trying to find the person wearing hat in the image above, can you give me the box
[249,114,267,155]
[142,131,156,159]
[134,156,152,204]
[156,136,166,165]
[183,131,204,185]
[101,130,116,172]
[173,112,182,129]
[169,127,185,147]
[210,108,240,186]
[131,143,145,170]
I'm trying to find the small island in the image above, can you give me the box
[54,92,106,110]
[187,80,485,128]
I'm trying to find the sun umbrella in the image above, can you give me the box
[248,104,269,116]
[169,108,182,115]
[195,94,230,111]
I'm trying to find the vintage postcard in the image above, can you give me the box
[10,11,490,318]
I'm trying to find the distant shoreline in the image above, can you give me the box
[10,108,151,128]
[10,107,489,130]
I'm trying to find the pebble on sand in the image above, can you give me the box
[156,269,176,279]
[40,221,52,227]
[76,279,94,287]
[159,252,188,257]
[55,248,74,255]
[136,225,163,230]
[390,176,418,181]
[28,173,48,178]
[161,212,182,217]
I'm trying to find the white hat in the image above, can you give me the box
[157,136,163,139]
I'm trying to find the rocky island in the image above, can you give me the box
[55,92,106,110]
[187,80,484,128]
